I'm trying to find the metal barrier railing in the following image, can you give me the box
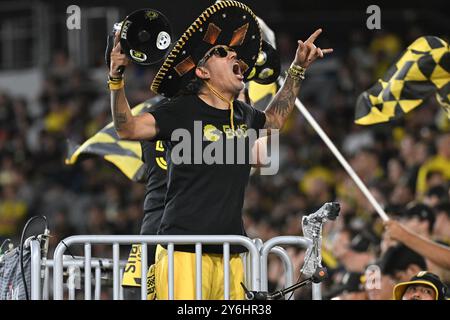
[28,239,130,300]
[259,236,316,298]
[52,235,261,300]
[46,256,127,300]
[30,239,42,300]
[252,238,302,300]
[269,246,295,299]
[29,235,320,300]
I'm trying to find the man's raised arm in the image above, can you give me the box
[109,33,157,141]
[264,28,333,130]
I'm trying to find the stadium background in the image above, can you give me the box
[0,0,448,299]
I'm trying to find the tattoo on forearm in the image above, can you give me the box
[111,90,128,131]
[265,77,301,129]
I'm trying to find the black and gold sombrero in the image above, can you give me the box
[150,1,262,97]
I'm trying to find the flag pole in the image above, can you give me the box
[292,94,390,222]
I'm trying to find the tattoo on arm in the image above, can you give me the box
[264,76,301,129]
[111,90,128,131]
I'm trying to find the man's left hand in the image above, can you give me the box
[294,28,333,68]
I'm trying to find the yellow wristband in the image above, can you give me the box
[108,79,124,90]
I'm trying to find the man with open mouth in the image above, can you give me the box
[107,1,332,299]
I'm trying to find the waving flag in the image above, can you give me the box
[65,96,164,182]
[355,36,449,125]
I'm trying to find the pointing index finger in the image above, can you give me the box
[305,28,322,44]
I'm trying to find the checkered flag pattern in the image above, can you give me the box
[355,36,450,125]
[65,96,163,182]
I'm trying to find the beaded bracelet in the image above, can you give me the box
[285,63,306,81]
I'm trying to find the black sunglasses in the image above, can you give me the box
[198,46,235,66]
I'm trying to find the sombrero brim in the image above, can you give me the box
[150,1,262,97]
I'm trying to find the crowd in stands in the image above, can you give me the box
[0,27,448,299]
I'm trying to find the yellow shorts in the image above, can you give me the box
[155,245,245,300]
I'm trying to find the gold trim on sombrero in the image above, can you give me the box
[150,0,262,95]
[203,23,222,45]
[229,23,249,47]
[174,56,196,76]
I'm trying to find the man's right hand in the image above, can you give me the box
[110,32,129,78]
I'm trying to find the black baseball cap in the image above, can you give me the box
[426,185,448,200]
[435,201,450,217]
[401,202,435,230]
[393,271,448,300]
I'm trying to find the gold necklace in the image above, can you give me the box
[203,80,235,131]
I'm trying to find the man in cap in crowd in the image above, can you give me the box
[381,244,428,283]
[108,1,332,299]
[393,271,448,300]
[400,202,436,238]
[416,133,450,197]
[433,201,450,245]
[383,214,450,269]
[423,185,449,208]
[381,201,435,252]
[364,244,427,300]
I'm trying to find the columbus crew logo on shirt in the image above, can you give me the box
[203,124,249,142]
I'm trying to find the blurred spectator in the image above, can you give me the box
[424,185,449,208]
[369,31,402,80]
[48,210,77,256]
[384,219,450,270]
[380,244,427,284]
[48,51,75,81]
[331,227,376,273]
[434,202,450,244]
[327,272,367,300]
[86,204,116,235]
[416,133,450,197]
[364,263,396,300]
[399,203,435,238]
[0,185,28,240]
[350,147,384,185]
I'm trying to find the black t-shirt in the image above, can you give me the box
[139,137,167,235]
[138,101,170,237]
[140,116,168,265]
[149,94,266,253]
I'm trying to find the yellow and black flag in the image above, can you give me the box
[355,36,449,125]
[65,96,164,182]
